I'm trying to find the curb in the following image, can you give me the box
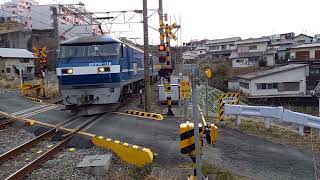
[92,136,153,167]
[125,110,164,120]
[26,97,43,103]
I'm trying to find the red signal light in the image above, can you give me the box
[158,44,166,51]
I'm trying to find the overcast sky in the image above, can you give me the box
[2,0,320,45]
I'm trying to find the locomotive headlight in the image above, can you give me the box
[97,67,110,73]
[62,68,73,74]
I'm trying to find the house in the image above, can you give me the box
[290,43,320,61]
[293,34,313,44]
[314,34,320,43]
[289,43,320,91]
[0,48,35,77]
[205,37,241,59]
[238,64,309,98]
[229,37,276,68]
[185,39,208,50]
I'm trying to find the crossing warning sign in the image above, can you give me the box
[180,80,192,99]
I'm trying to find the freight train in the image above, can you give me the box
[56,34,159,115]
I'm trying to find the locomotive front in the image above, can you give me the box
[56,35,124,114]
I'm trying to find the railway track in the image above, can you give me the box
[0,114,104,180]
[0,116,13,130]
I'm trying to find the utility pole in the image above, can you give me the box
[191,65,202,179]
[143,0,151,111]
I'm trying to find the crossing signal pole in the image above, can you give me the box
[158,20,179,116]
[33,46,47,98]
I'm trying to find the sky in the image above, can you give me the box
[1,0,320,45]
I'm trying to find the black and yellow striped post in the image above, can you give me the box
[218,93,240,121]
[179,122,204,161]
[180,122,204,179]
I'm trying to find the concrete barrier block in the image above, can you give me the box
[77,154,112,176]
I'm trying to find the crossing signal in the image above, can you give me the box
[33,46,47,58]
[158,68,173,77]
[158,44,166,51]
[159,54,166,63]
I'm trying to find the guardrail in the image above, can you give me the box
[224,104,320,136]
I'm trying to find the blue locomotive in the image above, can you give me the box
[56,34,159,114]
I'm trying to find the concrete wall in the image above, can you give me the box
[30,5,53,30]
[238,42,268,53]
[242,66,307,97]
[266,54,275,66]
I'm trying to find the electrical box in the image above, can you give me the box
[158,84,179,104]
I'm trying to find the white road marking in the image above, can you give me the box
[19,105,57,118]
[11,104,51,116]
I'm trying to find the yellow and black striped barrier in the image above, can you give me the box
[218,92,240,121]
[125,110,164,120]
[179,122,204,161]
[26,97,43,103]
[92,136,153,167]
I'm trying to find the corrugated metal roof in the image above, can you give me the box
[238,64,308,80]
[291,43,320,49]
[235,37,270,45]
[0,48,35,59]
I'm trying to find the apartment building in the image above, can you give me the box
[229,37,276,68]
[205,37,241,58]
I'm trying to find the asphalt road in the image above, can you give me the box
[0,90,319,179]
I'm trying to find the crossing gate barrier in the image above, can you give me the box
[218,93,240,121]
[125,110,164,120]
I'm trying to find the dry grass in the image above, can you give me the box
[215,117,320,153]
[0,76,60,99]
[0,77,20,89]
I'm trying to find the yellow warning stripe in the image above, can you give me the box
[26,97,43,103]
[92,136,153,167]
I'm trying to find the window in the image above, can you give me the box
[60,43,121,59]
[240,82,249,89]
[27,67,32,72]
[20,59,29,63]
[278,82,300,91]
[209,46,219,50]
[12,11,15,14]
[221,45,226,50]
[6,68,10,73]
[249,45,257,50]
[236,59,244,63]
[257,83,278,90]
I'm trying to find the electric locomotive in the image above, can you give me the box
[56,34,159,115]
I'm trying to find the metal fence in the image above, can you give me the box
[198,86,224,117]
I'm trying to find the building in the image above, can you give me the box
[30,4,99,41]
[238,64,309,98]
[0,48,35,77]
[229,37,276,68]
[267,32,295,43]
[293,34,313,44]
[0,0,39,29]
[314,34,320,43]
[290,43,320,61]
[182,50,196,62]
[185,39,208,49]
[205,37,241,59]
[289,43,320,91]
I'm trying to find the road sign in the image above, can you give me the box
[218,92,240,121]
[180,80,192,99]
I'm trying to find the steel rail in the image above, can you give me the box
[4,114,104,180]
[0,118,13,130]
[0,115,80,164]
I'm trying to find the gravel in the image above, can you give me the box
[0,126,36,154]
[0,126,134,179]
